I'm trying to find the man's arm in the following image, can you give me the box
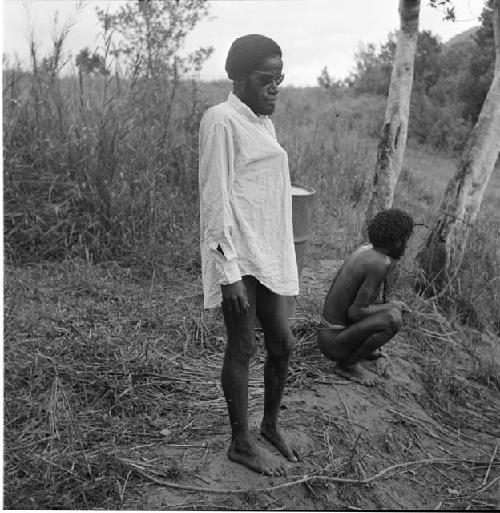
[199,119,249,313]
[347,260,394,322]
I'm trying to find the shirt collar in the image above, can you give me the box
[228,91,268,123]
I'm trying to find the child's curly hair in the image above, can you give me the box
[367,209,414,248]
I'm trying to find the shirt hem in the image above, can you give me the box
[203,275,299,310]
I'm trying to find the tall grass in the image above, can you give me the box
[393,148,500,333]
[3,21,204,272]
[274,90,385,255]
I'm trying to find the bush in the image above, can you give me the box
[3,1,212,271]
[408,91,471,153]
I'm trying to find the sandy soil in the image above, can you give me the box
[132,259,500,510]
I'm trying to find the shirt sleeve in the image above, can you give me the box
[199,120,242,285]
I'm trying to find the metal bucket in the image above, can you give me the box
[289,183,316,319]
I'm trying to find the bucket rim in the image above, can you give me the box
[291,183,316,196]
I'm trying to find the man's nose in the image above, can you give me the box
[267,80,279,92]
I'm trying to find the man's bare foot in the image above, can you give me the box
[332,362,378,386]
[260,422,300,463]
[228,436,287,476]
[363,350,384,361]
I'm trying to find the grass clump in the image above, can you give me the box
[3,2,211,271]
[3,260,224,509]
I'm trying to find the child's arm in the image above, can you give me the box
[348,260,392,322]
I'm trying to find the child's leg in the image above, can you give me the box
[317,308,402,385]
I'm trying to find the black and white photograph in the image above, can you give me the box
[3,0,500,509]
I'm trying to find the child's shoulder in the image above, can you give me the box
[366,250,391,274]
[349,245,390,274]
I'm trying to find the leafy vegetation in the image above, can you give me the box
[319,0,496,153]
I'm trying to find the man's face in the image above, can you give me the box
[241,55,283,116]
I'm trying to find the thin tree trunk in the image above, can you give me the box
[417,0,500,291]
[29,39,41,140]
[78,68,84,111]
[365,0,421,223]
[139,0,154,79]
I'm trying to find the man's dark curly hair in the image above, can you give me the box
[367,209,414,248]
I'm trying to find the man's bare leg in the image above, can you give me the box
[258,288,299,463]
[222,277,287,476]
[260,352,299,462]
[222,350,287,475]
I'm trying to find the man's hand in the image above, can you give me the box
[221,280,250,315]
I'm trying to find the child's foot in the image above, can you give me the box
[332,362,378,386]
[363,350,384,361]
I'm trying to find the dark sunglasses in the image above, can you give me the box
[252,71,285,87]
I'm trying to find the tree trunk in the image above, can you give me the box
[417,0,500,291]
[78,68,84,111]
[365,0,421,223]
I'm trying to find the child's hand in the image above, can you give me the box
[388,299,404,311]
[389,299,410,313]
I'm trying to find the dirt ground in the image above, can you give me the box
[4,256,499,510]
[125,259,500,511]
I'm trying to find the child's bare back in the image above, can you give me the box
[322,244,391,327]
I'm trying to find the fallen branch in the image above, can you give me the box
[130,457,460,495]
[133,467,311,494]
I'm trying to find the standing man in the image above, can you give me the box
[199,34,299,476]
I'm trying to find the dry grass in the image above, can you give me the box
[3,260,217,508]
[4,258,499,509]
[289,289,500,510]
[3,17,205,269]
[393,148,500,332]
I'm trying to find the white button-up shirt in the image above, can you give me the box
[199,92,299,309]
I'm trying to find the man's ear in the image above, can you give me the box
[233,78,246,96]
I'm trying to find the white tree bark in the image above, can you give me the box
[418,0,500,288]
[365,0,421,222]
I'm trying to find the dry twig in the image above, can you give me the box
[482,445,497,486]
[129,457,462,494]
